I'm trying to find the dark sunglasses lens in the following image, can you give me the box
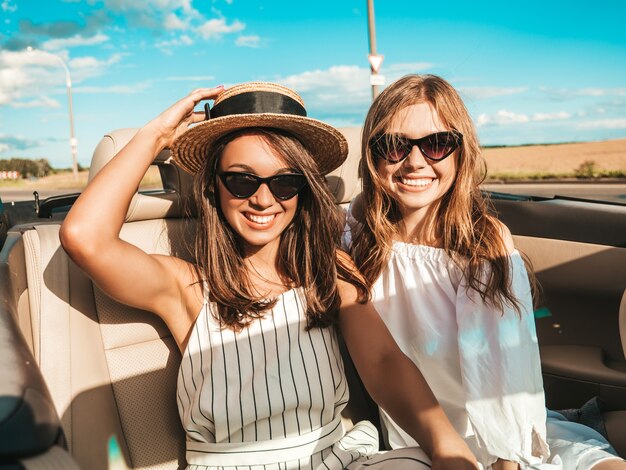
[373,136,410,163]
[421,133,460,160]
[223,173,260,198]
[269,175,307,200]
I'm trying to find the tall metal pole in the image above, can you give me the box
[27,47,79,181]
[61,61,79,181]
[367,0,380,100]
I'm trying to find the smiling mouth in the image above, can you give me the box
[395,176,435,188]
[244,212,277,226]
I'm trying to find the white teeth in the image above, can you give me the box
[247,214,275,224]
[401,178,432,187]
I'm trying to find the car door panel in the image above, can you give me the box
[493,197,626,455]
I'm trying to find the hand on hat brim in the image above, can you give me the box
[145,85,224,153]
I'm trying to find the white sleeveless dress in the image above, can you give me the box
[177,287,431,469]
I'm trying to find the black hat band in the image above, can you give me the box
[206,91,307,121]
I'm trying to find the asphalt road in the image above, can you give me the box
[1,183,625,204]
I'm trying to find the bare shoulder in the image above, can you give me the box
[492,218,515,254]
[151,255,204,325]
[337,277,359,306]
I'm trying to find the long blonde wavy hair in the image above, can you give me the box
[193,128,366,330]
[351,74,534,312]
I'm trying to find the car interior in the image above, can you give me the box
[0,127,625,469]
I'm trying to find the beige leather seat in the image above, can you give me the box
[4,128,196,469]
[327,126,362,208]
[1,126,370,469]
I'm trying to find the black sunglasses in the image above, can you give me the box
[218,171,308,200]
[369,131,463,163]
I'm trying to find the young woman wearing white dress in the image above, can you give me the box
[345,74,625,470]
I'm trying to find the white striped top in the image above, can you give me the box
[176,287,382,469]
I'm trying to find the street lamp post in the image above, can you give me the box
[27,47,79,181]
[366,0,384,100]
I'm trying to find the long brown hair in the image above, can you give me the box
[352,74,534,312]
[193,128,365,330]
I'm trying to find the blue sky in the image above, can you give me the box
[1,0,625,168]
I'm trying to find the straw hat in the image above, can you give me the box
[170,82,348,175]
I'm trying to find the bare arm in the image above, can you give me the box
[60,86,223,345]
[337,278,478,469]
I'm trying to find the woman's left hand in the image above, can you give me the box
[146,85,224,152]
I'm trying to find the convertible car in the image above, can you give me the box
[1,128,625,469]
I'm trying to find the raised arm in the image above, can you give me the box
[60,86,223,345]
[337,277,479,470]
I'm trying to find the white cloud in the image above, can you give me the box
[277,65,371,115]
[92,0,201,33]
[235,35,261,48]
[280,65,368,93]
[476,110,529,127]
[77,0,247,52]
[0,134,39,153]
[196,18,245,39]
[11,96,61,108]
[0,50,66,106]
[574,88,626,97]
[1,0,17,12]
[166,75,215,81]
[69,53,125,81]
[0,49,125,107]
[577,118,626,130]
[540,86,626,100]
[1,49,68,68]
[532,111,571,122]
[477,109,576,128]
[460,86,528,100]
[42,33,110,51]
[274,63,435,116]
[385,62,434,74]
[99,0,197,15]
[73,82,151,94]
[164,13,188,30]
[156,34,194,53]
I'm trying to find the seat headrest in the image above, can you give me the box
[327,127,362,205]
[89,128,195,222]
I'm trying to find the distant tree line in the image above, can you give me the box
[0,158,53,178]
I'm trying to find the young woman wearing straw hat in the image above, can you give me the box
[60,82,479,469]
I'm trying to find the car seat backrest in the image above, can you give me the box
[328,127,362,207]
[88,127,196,222]
[17,128,192,469]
